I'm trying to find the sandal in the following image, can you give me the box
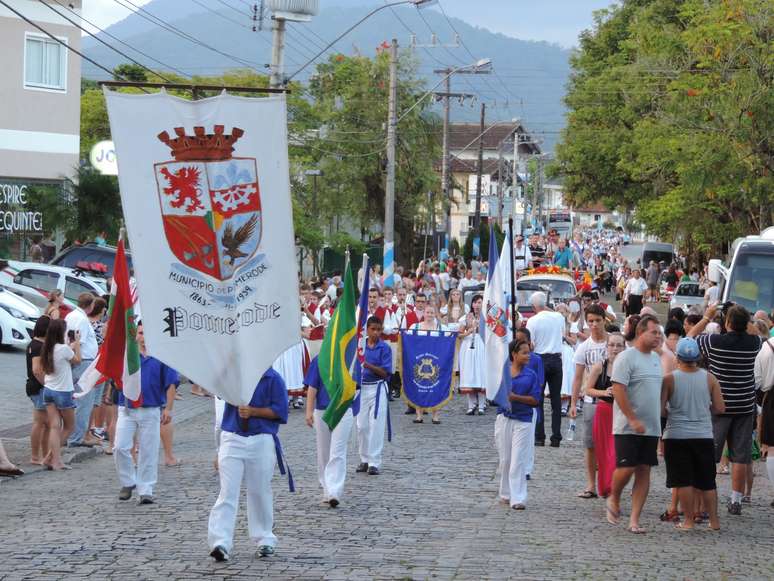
[605,500,620,525]
[432,419,441,425]
[674,522,693,532]
[626,526,647,534]
[577,490,598,499]
[659,510,680,522]
[716,465,729,475]
[413,419,423,423]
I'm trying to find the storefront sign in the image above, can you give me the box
[90,140,118,175]
[0,182,43,233]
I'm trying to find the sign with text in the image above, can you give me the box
[0,182,43,233]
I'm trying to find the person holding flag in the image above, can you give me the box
[115,322,179,504]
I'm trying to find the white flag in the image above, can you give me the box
[483,235,512,408]
[105,90,300,404]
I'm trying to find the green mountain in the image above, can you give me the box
[82,1,571,151]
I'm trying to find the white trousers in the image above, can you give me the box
[525,408,537,476]
[494,413,505,475]
[114,406,160,496]
[214,397,225,451]
[208,432,278,552]
[314,408,353,501]
[498,418,532,506]
[466,393,485,412]
[357,383,387,468]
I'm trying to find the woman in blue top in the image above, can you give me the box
[499,339,542,510]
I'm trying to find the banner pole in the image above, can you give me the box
[508,218,517,332]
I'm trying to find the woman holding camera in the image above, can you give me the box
[34,319,81,470]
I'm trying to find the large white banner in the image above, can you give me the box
[105,90,300,404]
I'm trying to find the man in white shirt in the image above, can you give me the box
[66,292,99,447]
[623,269,647,316]
[526,292,566,447]
[513,234,533,272]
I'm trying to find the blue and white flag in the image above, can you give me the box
[401,329,457,411]
[483,224,512,409]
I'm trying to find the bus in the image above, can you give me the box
[547,211,573,239]
[708,227,774,314]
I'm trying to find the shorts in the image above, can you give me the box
[712,413,754,464]
[582,402,596,449]
[648,283,658,291]
[664,438,716,490]
[614,434,659,467]
[42,387,76,410]
[92,383,105,407]
[29,392,46,412]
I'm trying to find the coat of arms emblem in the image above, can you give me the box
[154,125,261,281]
[486,303,508,338]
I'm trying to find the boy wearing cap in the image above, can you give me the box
[661,337,726,530]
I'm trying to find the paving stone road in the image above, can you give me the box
[1,390,773,581]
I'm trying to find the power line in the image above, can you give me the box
[110,0,269,73]
[48,0,191,79]
[38,0,179,83]
[0,0,144,88]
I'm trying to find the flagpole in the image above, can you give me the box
[508,218,517,332]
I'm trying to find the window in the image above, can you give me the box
[14,270,59,293]
[24,33,67,91]
[64,277,97,303]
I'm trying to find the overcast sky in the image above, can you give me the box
[84,0,616,48]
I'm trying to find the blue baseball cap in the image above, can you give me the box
[675,337,701,362]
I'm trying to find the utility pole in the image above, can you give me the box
[269,17,287,88]
[472,102,486,233]
[383,38,398,288]
[440,74,451,251]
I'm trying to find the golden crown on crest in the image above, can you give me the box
[157,125,244,162]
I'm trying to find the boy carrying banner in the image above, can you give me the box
[208,368,289,562]
[355,316,392,476]
[305,356,356,508]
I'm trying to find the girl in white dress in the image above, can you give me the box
[440,289,468,331]
[457,294,485,415]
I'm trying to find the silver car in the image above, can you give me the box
[669,281,704,312]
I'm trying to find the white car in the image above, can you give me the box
[0,286,40,347]
[0,260,107,312]
[669,281,705,313]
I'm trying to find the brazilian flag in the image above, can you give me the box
[320,262,358,430]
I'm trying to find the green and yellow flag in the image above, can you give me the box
[320,262,358,430]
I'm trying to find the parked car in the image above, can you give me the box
[0,286,39,347]
[669,281,705,312]
[50,242,132,279]
[0,260,107,312]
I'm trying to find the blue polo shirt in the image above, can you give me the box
[118,355,179,408]
[527,352,544,387]
[221,368,288,436]
[304,357,329,411]
[504,367,541,422]
[354,340,392,384]
[553,247,573,268]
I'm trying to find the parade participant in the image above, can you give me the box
[499,339,541,510]
[411,305,446,425]
[526,291,566,447]
[458,294,485,415]
[553,238,574,269]
[458,268,479,293]
[569,304,609,499]
[114,323,178,504]
[440,288,468,331]
[689,304,761,515]
[584,332,626,497]
[513,233,532,272]
[274,309,310,409]
[355,316,392,475]
[305,356,353,507]
[26,315,50,465]
[606,315,664,533]
[513,327,544,480]
[65,292,99,447]
[37,319,81,471]
[661,337,725,530]
[208,367,289,561]
[581,290,617,323]
[623,269,647,316]
[646,261,660,303]
[405,293,427,329]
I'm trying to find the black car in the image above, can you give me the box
[50,243,133,278]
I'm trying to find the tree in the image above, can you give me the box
[554,0,773,260]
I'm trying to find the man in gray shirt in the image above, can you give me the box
[606,315,664,533]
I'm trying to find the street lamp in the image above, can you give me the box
[285,0,434,83]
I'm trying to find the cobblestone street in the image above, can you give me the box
[1,390,773,580]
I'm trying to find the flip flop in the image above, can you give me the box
[413,419,423,423]
[627,526,647,534]
[577,490,598,499]
[0,467,24,477]
[606,500,620,525]
[165,459,183,467]
[674,522,693,532]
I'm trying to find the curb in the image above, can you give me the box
[0,445,99,484]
